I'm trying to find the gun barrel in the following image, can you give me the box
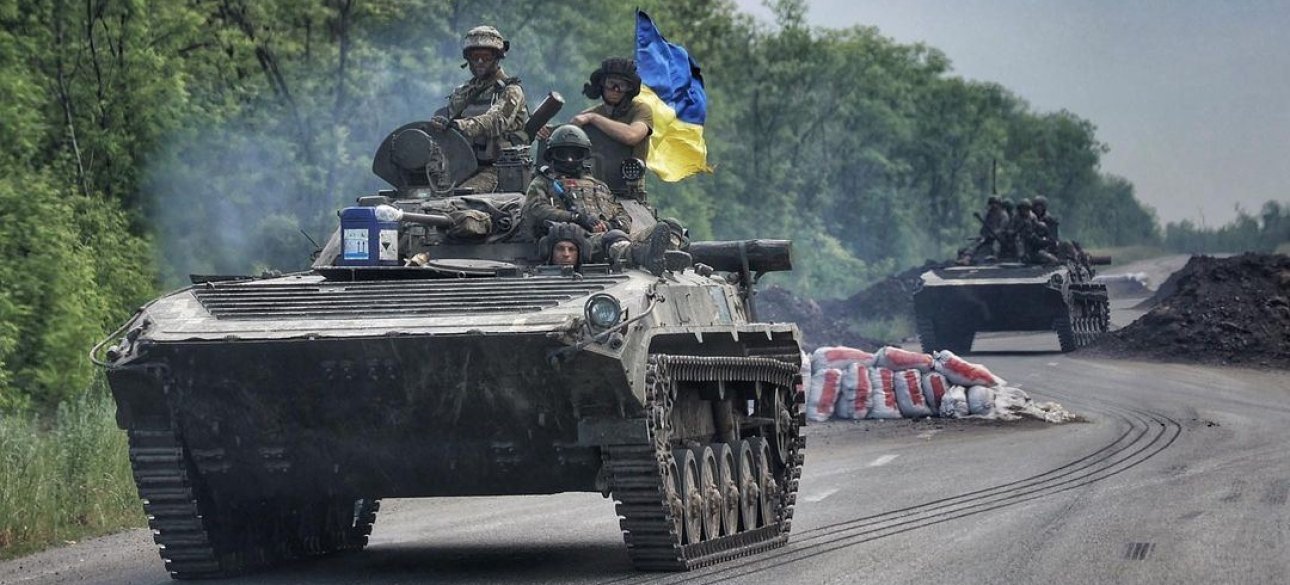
[400,212,455,229]
[524,92,565,139]
[1088,255,1113,266]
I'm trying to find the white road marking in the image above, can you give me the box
[868,454,899,467]
[801,487,840,503]
[916,430,942,440]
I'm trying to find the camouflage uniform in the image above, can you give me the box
[523,170,631,251]
[444,67,530,192]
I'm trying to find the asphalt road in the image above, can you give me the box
[3,300,1287,585]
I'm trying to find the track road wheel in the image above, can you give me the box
[735,440,760,529]
[693,446,722,541]
[714,443,740,536]
[673,448,703,544]
[751,438,776,527]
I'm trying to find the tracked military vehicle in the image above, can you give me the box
[96,111,805,578]
[912,259,1110,354]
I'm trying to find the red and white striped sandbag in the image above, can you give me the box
[892,369,933,418]
[874,346,934,373]
[933,350,1006,387]
[811,346,877,373]
[806,368,843,422]
[920,372,950,414]
[835,363,871,420]
[866,368,903,419]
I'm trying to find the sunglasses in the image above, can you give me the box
[602,80,630,93]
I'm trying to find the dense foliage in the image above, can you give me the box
[1,0,1252,410]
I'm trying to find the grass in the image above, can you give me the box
[0,386,145,560]
[1276,242,1290,255]
[853,314,916,345]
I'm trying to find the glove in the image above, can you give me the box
[429,116,452,133]
[572,213,599,233]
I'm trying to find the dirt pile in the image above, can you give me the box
[1090,253,1290,367]
[820,261,947,322]
[757,286,885,351]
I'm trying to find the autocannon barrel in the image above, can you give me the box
[399,211,455,229]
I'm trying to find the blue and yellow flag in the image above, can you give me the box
[635,10,712,182]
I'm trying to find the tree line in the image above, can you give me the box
[0,0,1248,411]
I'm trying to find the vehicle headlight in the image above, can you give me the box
[585,294,622,330]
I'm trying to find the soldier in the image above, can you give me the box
[1013,199,1059,264]
[539,58,653,199]
[522,125,670,274]
[538,222,591,268]
[1032,195,1060,241]
[971,195,1009,261]
[429,26,529,193]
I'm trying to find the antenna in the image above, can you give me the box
[991,158,998,195]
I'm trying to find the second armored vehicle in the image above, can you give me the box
[913,261,1110,354]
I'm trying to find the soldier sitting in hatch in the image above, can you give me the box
[522,124,671,274]
[429,25,530,193]
[539,222,591,269]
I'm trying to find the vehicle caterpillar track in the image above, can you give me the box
[603,355,804,570]
[126,427,378,579]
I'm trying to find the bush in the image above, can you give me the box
[0,385,143,558]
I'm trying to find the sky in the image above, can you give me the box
[732,0,1290,226]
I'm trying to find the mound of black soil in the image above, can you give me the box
[1088,253,1290,368]
[757,286,885,351]
[820,261,947,322]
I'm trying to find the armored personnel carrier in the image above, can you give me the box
[96,112,805,578]
[912,260,1110,354]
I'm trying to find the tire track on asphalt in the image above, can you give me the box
[597,391,1181,585]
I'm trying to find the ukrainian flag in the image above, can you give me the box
[635,10,712,182]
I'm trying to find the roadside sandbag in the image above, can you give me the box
[874,346,934,373]
[811,346,877,372]
[866,368,903,419]
[966,385,996,416]
[835,363,871,420]
[807,368,842,422]
[920,372,950,414]
[993,387,1080,423]
[892,369,933,418]
[939,386,969,418]
[933,350,1006,387]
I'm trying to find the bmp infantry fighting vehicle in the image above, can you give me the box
[96,105,805,578]
[913,260,1110,354]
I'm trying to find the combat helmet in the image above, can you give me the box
[583,57,642,102]
[538,222,592,266]
[462,25,509,58]
[1033,195,1049,210]
[544,125,592,175]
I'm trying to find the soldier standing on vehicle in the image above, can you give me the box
[429,26,530,193]
[538,58,653,199]
[522,125,671,273]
